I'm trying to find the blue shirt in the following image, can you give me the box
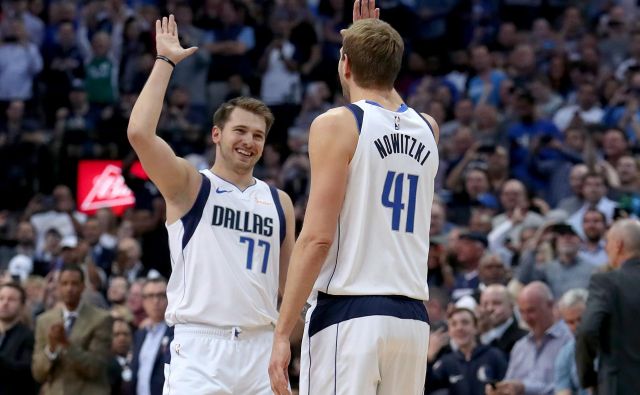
[137,323,168,395]
[554,339,589,395]
[507,120,561,188]
[506,320,573,395]
[467,70,507,107]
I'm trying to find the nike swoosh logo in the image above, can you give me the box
[215,187,232,194]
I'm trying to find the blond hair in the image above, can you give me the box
[342,19,403,89]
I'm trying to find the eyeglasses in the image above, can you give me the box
[142,293,167,300]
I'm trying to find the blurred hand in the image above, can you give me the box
[269,334,292,395]
[427,327,449,362]
[155,15,197,65]
[494,380,525,395]
[48,323,67,350]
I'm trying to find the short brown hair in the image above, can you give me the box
[447,307,478,327]
[213,97,275,135]
[341,19,403,89]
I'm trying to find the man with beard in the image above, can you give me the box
[578,209,608,268]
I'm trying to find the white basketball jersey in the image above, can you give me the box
[165,169,284,328]
[313,100,438,301]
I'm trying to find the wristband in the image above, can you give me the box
[156,55,176,68]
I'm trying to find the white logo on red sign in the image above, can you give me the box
[80,165,135,211]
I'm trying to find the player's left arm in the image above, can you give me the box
[277,189,296,298]
[421,112,440,144]
[269,108,356,395]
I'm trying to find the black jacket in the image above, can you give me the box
[426,344,508,395]
[576,258,640,395]
[0,322,38,395]
[131,325,173,395]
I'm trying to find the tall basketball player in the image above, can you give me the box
[269,1,439,394]
[127,15,295,394]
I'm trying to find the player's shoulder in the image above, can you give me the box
[417,112,440,144]
[313,106,355,128]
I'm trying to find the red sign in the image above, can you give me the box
[77,160,135,216]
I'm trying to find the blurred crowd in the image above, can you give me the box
[1,0,640,393]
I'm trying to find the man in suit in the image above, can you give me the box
[478,284,527,358]
[32,264,113,395]
[576,219,640,395]
[131,277,172,395]
[0,282,38,395]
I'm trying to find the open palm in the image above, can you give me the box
[155,14,197,65]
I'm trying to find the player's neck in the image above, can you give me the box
[348,86,402,110]
[210,163,255,190]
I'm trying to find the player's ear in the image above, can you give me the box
[212,125,221,143]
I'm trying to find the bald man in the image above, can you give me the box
[576,219,640,395]
[479,284,527,358]
[486,282,572,395]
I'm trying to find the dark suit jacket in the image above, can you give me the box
[131,324,173,395]
[32,304,113,395]
[576,258,640,395]
[491,318,528,359]
[0,322,38,395]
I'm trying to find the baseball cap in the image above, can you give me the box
[60,235,78,249]
[459,231,489,248]
[550,223,579,236]
[8,254,33,282]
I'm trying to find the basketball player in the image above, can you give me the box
[127,16,295,394]
[269,1,439,394]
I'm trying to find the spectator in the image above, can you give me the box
[107,276,133,323]
[567,172,617,239]
[112,238,146,283]
[204,0,255,111]
[0,220,36,270]
[83,217,116,274]
[506,89,562,189]
[451,231,487,301]
[578,209,608,268]
[0,282,38,395]
[0,19,43,103]
[29,185,86,252]
[557,164,588,216]
[490,179,544,248]
[169,3,209,112]
[427,308,508,395]
[554,288,589,395]
[486,282,573,395]
[553,82,604,132]
[467,45,507,107]
[131,278,172,395]
[32,264,112,394]
[126,279,146,328]
[478,284,527,358]
[109,318,134,395]
[84,31,119,106]
[576,219,640,394]
[610,155,640,216]
[518,223,595,299]
[41,21,85,125]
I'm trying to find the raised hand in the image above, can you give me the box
[155,14,197,65]
[353,0,380,22]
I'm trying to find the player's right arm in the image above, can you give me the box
[127,15,199,222]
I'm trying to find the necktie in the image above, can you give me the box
[65,315,76,336]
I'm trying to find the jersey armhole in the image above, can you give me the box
[269,186,286,245]
[415,111,436,140]
[344,103,364,134]
[181,174,211,249]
